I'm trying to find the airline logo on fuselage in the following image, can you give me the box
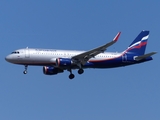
[35,49,57,52]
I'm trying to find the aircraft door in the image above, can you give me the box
[122,54,127,62]
[25,48,30,58]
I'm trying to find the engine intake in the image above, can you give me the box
[43,66,63,75]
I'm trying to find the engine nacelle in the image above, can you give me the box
[43,66,63,75]
[56,58,73,67]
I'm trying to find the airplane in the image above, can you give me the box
[5,30,157,79]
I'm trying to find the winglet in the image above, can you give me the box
[113,32,121,42]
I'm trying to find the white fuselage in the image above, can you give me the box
[5,48,122,66]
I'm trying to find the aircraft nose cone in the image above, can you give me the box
[5,55,12,62]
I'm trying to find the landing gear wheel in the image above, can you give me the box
[23,65,28,74]
[23,70,27,74]
[69,74,75,79]
[78,69,84,74]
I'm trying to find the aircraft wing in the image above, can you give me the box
[72,32,121,65]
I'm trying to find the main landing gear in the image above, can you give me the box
[23,65,28,74]
[68,68,84,80]
[78,69,84,74]
[69,73,75,79]
[68,69,75,79]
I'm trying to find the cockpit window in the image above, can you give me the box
[11,52,16,54]
[11,51,20,54]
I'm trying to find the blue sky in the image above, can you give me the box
[1,1,160,120]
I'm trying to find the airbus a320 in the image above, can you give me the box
[5,30,156,79]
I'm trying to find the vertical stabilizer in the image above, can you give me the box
[125,30,149,55]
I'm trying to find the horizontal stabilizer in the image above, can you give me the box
[134,52,157,61]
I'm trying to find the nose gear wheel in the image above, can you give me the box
[23,65,28,74]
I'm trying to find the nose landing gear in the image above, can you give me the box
[23,65,28,74]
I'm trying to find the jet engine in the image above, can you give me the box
[56,58,73,67]
[43,66,63,75]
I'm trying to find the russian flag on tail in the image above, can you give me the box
[125,30,149,55]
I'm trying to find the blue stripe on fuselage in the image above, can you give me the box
[83,55,153,68]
